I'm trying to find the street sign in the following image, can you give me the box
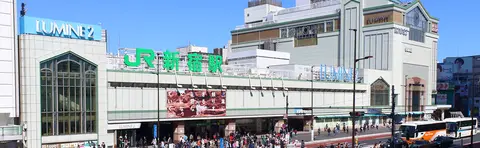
[153,124,158,139]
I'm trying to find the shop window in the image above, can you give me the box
[40,52,97,135]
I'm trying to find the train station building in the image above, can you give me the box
[4,0,450,147]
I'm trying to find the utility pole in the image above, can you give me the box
[391,85,396,148]
[156,52,161,146]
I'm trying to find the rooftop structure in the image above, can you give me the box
[248,0,282,7]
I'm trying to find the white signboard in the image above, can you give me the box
[107,123,141,130]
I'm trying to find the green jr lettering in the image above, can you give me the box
[124,48,155,68]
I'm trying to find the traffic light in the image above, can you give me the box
[349,111,365,117]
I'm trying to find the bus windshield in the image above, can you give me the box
[399,125,416,138]
[446,122,457,132]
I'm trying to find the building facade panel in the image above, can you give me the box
[19,34,108,147]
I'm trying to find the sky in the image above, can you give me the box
[18,0,480,61]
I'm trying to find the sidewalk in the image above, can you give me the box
[291,126,392,142]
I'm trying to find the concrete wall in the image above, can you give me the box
[276,32,340,66]
[0,0,17,117]
[244,4,284,24]
[19,35,108,147]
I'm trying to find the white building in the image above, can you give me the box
[231,0,443,116]
[6,0,450,147]
[0,0,22,146]
[227,49,290,68]
[176,44,208,55]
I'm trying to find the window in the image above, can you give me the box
[318,22,325,33]
[40,52,97,136]
[417,123,446,132]
[406,7,427,43]
[326,21,333,32]
[370,78,390,106]
[459,120,475,127]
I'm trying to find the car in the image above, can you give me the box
[409,140,436,148]
[432,136,453,148]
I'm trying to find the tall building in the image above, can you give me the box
[0,0,22,146]
[231,0,445,119]
[437,56,480,117]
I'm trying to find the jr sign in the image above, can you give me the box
[124,48,223,73]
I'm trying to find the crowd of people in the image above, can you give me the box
[119,120,394,148]
[145,128,306,148]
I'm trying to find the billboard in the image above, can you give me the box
[444,57,473,73]
[437,63,453,81]
[436,94,448,105]
[166,90,226,118]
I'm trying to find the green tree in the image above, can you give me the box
[187,53,203,72]
[163,51,179,71]
[208,55,223,73]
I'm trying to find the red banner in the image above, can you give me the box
[167,90,226,118]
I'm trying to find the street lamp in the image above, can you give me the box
[311,65,316,142]
[350,28,373,148]
[156,52,161,146]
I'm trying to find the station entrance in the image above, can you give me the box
[184,120,226,140]
[115,122,174,147]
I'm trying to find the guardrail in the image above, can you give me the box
[277,0,340,15]
[235,20,277,30]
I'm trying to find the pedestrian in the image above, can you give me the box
[301,140,305,148]
[327,128,331,136]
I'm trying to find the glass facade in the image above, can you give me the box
[40,52,97,136]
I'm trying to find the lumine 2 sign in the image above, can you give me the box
[124,48,223,73]
[19,16,102,41]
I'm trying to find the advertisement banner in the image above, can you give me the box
[167,90,226,118]
[454,82,469,97]
[437,63,453,81]
[437,83,450,90]
[444,57,473,73]
[436,94,448,105]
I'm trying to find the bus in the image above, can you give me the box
[399,121,447,143]
[444,118,478,138]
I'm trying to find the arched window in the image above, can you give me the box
[370,78,390,106]
[40,52,97,136]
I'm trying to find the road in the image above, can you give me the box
[359,133,480,147]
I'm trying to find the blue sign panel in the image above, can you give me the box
[19,16,102,41]
[318,64,359,82]
[153,124,158,138]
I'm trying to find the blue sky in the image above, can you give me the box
[19,0,479,60]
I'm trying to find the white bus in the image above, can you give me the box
[399,121,447,143]
[445,117,478,138]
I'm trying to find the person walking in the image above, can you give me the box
[327,128,331,136]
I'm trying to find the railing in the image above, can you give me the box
[235,20,277,30]
[107,55,365,84]
[1,125,22,137]
[277,0,340,15]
